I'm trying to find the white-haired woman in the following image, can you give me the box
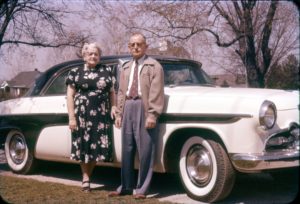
[66,43,116,192]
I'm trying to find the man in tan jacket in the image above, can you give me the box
[109,33,164,199]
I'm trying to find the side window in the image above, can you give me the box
[43,63,119,96]
[163,63,199,85]
[44,70,69,95]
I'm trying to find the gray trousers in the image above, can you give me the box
[117,99,158,195]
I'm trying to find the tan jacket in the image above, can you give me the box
[116,56,164,121]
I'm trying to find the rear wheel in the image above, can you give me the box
[5,130,36,174]
[179,136,236,203]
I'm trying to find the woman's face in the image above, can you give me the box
[84,47,100,68]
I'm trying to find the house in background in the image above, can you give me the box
[0,69,41,101]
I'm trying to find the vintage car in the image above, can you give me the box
[0,55,299,202]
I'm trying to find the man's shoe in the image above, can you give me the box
[108,189,133,197]
[108,191,121,197]
[134,194,146,199]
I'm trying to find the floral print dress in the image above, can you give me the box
[66,64,114,163]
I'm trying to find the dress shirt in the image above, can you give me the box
[126,55,146,96]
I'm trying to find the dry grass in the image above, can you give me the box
[0,175,171,204]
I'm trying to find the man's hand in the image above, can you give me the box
[145,117,156,129]
[115,117,122,129]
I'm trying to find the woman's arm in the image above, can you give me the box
[66,85,77,130]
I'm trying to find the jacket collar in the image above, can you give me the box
[123,55,152,70]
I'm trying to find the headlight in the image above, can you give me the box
[259,100,277,129]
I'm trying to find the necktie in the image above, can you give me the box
[129,61,139,99]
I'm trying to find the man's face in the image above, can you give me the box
[128,35,148,60]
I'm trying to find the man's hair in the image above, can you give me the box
[130,33,147,43]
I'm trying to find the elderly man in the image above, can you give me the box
[109,33,165,199]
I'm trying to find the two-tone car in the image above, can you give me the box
[0,55,299,202]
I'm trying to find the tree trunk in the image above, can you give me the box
[244,57,265,88]
[239,1,264,88]
[243,33,265,88]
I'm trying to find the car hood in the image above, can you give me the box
[164,86,299,114]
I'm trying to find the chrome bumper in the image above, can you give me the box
[231,123,299,173]
[231,150,299,173]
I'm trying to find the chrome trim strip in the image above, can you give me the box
[230,151,300,172]
[159,113,252,124]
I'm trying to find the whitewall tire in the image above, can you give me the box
[5,130,36,174]
[179,136,235,203]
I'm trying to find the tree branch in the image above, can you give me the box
[232,1,243,22]
[261,0,278,75]
[213,0,240,33]
[204,28,245,47]
[1,39,86,47]
[1,0,89,49]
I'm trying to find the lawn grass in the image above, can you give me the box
[0,175,171,204]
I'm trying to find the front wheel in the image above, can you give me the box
[179,136,236,203]
[5,130,36,174]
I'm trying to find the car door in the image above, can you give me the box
[34,68,73,161]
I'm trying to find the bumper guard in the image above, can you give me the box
[231,123,299,173]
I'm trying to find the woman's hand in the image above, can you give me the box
[69,117,77,131]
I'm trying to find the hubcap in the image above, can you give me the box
[186,144,213,187]
[9,134,26,164]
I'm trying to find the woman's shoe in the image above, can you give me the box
[82,180,91,192]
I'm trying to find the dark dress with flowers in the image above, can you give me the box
[66,65,114,163]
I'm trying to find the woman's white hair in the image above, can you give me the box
[81,42,102,57]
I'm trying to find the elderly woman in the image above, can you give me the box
[66,42,116,192]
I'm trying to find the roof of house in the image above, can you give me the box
[7,69,41,88]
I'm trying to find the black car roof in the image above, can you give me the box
[45,55,201,74]
[28,55,203,96]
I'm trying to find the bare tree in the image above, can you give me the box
[106,0,298,88]
[0,0,90,49]
[84,0,138,55]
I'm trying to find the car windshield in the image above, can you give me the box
[161,62,214,87]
